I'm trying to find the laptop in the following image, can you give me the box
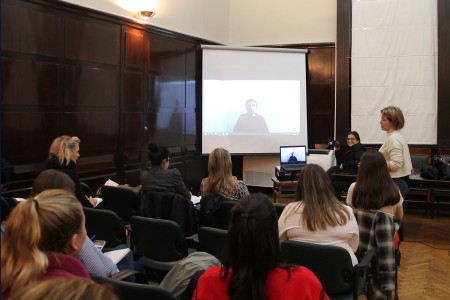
[280,145,307,172]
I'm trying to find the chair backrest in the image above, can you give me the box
[199,195,235,230]
[130,216,187,261]
[96,276,175,300]
[273,203,286,219]
[83,207,127,248]
[410,154,431,169]
[281,240,354,295]
[197,226,228,261]
[101,185,140,221]
[140,191,198,236]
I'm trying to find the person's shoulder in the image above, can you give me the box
[201,266,222,279]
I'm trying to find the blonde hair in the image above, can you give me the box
[9,278,118,300]
[202,148,236,196]
[1,189,83,296]
[380,106,405,130]
[287,164,351,231]
[48,135,80,165]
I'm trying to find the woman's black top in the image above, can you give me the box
[46,156,94,208]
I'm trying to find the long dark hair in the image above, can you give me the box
[220,193,283,300]
[352,151,400,209]
[148,143,169,166]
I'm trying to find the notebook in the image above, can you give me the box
[280,145,307,172]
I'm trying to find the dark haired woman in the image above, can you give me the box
[327,131,366,175]
[193,193,329,300]
[140,143,191,199]
[347,151,403,220]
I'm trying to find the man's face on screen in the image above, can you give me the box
[246,101,257,114]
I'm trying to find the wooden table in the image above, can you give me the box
[272,177,297,203]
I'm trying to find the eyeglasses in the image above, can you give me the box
[346,138,356,141]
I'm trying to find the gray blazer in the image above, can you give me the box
[140,166,190,199]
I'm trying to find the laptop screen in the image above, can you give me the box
[280,145,307,165]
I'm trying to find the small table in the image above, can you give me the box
[272,177,297,203]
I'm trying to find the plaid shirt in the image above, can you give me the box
[354,210,396,299]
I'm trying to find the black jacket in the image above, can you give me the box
[335,143,366,174]
[46,156,94,208]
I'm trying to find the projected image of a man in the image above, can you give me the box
[288,152,298,162]
[233,99,269,133]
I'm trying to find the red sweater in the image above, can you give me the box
[40,252,91,280]
[192,266,329,300]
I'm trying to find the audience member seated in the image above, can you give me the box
[140,143,191,199]
[278,164,359,265]
[46,135,100,208]
[193,193,329,300]
[9,278,118,300]
[29,169,141,280]
[346,151,404,220]
[200,148,249,201]
[1,189,91,298]
[327,131,366,197]
[346,151,403,298]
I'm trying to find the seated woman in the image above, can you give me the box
[327,131,366,175]
[1,189,90,298]
[278,164,359,266]
[29,169,123,279]
[346,151,404,220]
[346,151,402,298]
[140,143,191,199]
[200,148,249,201]
[327,131,366,197]
[9,278,118,300]
[193,193,329,300]
[46,135,99,208]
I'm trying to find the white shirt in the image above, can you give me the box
[278,202,359,265]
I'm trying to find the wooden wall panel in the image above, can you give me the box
[124,30,145,69]
[2,58,61,105]
[65,17,120,65]
[124,72,143,110]
[65,66,119,107]
[124,112,142,146]
[1,2,62,56]
[2,112,59,160]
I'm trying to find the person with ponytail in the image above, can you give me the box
[1,189,90,299]
[46,135,98,207]
[140,143,191,199]
[193,193,329,300]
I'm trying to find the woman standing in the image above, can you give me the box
[379,106,412,198]
[46,136,97,207]
[278,164,359,265]
[200,148,249,201]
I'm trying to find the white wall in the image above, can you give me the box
[229,0,337,45]
[60,0,231,44]
[58,0,336,45]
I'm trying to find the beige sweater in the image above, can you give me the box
[379,129,412,178]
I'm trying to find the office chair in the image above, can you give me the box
[273,202,286,219]
[199,195,235,230]
[83,207,127,250]
[80,181,95,197]
[129,216,189,282]
[101,185,140,223]
[140,191,198,237]
[281,240,375,300]
[96,276,175,300]
[197,226,228,261]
